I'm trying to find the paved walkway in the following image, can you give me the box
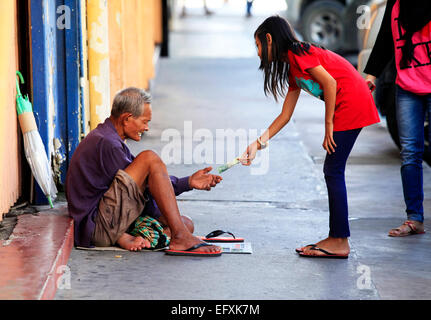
[55,3,431,300]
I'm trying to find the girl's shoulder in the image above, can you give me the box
[286,45,322,63]
[288,44,321,56]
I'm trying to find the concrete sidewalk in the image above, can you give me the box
[55,54,430,300]
[55,5,431,299]
[3,3,428,300]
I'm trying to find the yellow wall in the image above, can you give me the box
[107,0,161,106]
[154,0,163,45]
[0,0,20,218]
[108,0,125,103]
[87,0,111,130]
[80,0,91,136]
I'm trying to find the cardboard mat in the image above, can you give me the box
[76,242,252,254]
[218,242,253,254]
[76,246,167,252]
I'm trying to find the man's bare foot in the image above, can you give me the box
[117,233,151,252]
[169,232,221,253]
[298,237,350,257]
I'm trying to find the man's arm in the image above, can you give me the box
[140,175,190,219]
[170,175,193,196]
[148,168,222,200]
[141,168,222,218]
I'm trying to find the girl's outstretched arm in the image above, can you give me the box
[262,87,301,143]
[307,65,337,154]
[240,87,300,166]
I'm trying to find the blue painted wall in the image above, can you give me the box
[30,0,81,204]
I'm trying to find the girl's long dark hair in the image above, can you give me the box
[254,15,317,102]
[398,0,431,68]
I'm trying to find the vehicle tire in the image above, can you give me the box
[301,0,345,52]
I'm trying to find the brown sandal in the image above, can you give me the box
[388,220,425,237]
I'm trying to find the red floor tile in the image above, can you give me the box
[0,204,73,300]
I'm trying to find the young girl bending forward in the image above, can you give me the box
[241,16,380,259]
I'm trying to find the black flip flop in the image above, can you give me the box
[199,230,244,243]
[295,244,317,253]
[298,246,349,259]
[165,242,222,257]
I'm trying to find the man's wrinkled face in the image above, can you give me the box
[123,103,152,141]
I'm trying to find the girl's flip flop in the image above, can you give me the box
[295,244,317,253]
[298,246,349,259]
[198,230,244,243]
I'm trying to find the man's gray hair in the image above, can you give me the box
[111,87,152,118]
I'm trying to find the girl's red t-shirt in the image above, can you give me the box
[287,46,380,131]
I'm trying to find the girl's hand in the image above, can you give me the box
[240,141,259,166]
[323,122,337,154]
[365,74,376,92]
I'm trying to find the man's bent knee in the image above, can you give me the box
[136,150,160,162]
[135,151,166,170]
[124,151,162,188]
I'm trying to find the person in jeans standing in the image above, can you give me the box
[365,0,431,236]
[246,0,254,17]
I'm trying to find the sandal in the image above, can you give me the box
[388,220,425,237]
[295,244,317,253]
[298,246,349,259]
[198,230,244,243]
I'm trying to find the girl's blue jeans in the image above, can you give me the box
[324,128,362,238]
[396,85,431,223]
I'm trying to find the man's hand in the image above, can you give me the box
[189,167,223,191]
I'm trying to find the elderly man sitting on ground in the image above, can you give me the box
[66,87,222,256]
